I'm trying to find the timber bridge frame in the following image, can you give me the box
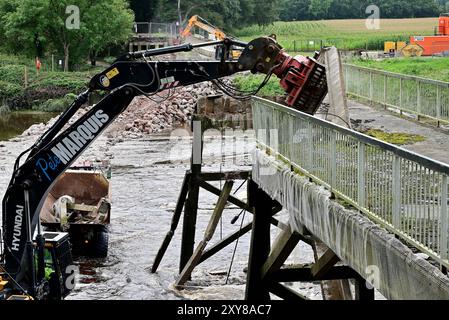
[152,97,449,300]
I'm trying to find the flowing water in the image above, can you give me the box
[0,123,321,300]
[0,111,58,141]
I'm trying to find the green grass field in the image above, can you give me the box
[351,57,449,82]
[235,18,438,51]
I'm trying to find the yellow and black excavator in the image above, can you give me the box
[181,15,242,59]
[0,36,327,300]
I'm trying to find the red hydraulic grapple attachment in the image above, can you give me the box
[272,51,327,114]
[237,36,327,114]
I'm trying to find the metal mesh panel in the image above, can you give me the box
[344,64,449,123]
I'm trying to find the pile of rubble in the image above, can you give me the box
[114,82,220,138]
[22,82,223,139]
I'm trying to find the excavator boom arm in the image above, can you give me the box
[1,36,327,297]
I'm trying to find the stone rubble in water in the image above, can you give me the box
[21,81,226,140]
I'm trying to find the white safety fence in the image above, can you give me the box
[252,96,449,269]
[343,64,449,124]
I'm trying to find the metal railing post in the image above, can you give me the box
[441,175,448,261]
[358,142,366,208]
[436,85,441,120]
[392,156,402,228]
[345,65,349,94]
[331,134,337,188]
[308,121,313,172]
[417,80,421,115]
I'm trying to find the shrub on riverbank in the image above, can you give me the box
[34,93,78,112]
[0,56,92,110]
[0,104,10,115]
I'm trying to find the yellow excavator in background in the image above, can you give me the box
[181,15,242,59]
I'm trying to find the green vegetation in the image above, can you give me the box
[139,0,279,29]
[137,0,443,29]
[233,74,284,96]
[35,93,78,112]
[0,53,97,111]
[235,18,437,51]
[364,129,426,145]
[0,104,10,115]
[0,0,134,71]
[278,0,442,21]
[351,58,449,82]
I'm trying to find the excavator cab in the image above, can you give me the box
[36,231,74,299]
[0,231,74,300]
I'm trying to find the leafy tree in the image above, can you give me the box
[130,0,160,22]
[278,0,443,21]
[279,0,312,21]
[151,0,279,30]
[308,0,333,19]
[2,0,134,71]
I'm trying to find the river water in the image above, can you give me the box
[0,111,58,141]
[0,119,322,300]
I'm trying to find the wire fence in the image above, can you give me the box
[252,96,449,270]
[343,64,449,125]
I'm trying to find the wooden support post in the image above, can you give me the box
[199,171,250,181]
[270,265,359,282]
[198,221,252,264]
[179,171,200,273]
[311,248,340,279]
[312,241,353,300]
[179,119,203,272]
[245,180,273,301]
[152,172,191,273]
[268,282,308,301]
[175,180,234,288]
[355,274,375,300]
[261,228,302,279]
[197,195,284,266]
[198,180,253,213]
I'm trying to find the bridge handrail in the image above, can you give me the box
[343,63,449,124]
[252,96,449,269]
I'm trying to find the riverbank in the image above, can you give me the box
[0,52,101,111]
[0,110,57,141]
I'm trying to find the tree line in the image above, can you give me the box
[131,0,280,29]
[279,0,445,21]
[0,0,445,71]
[133,0,445,27]
[0,0,134,71]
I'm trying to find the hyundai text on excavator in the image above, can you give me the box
[0,36,327,300]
